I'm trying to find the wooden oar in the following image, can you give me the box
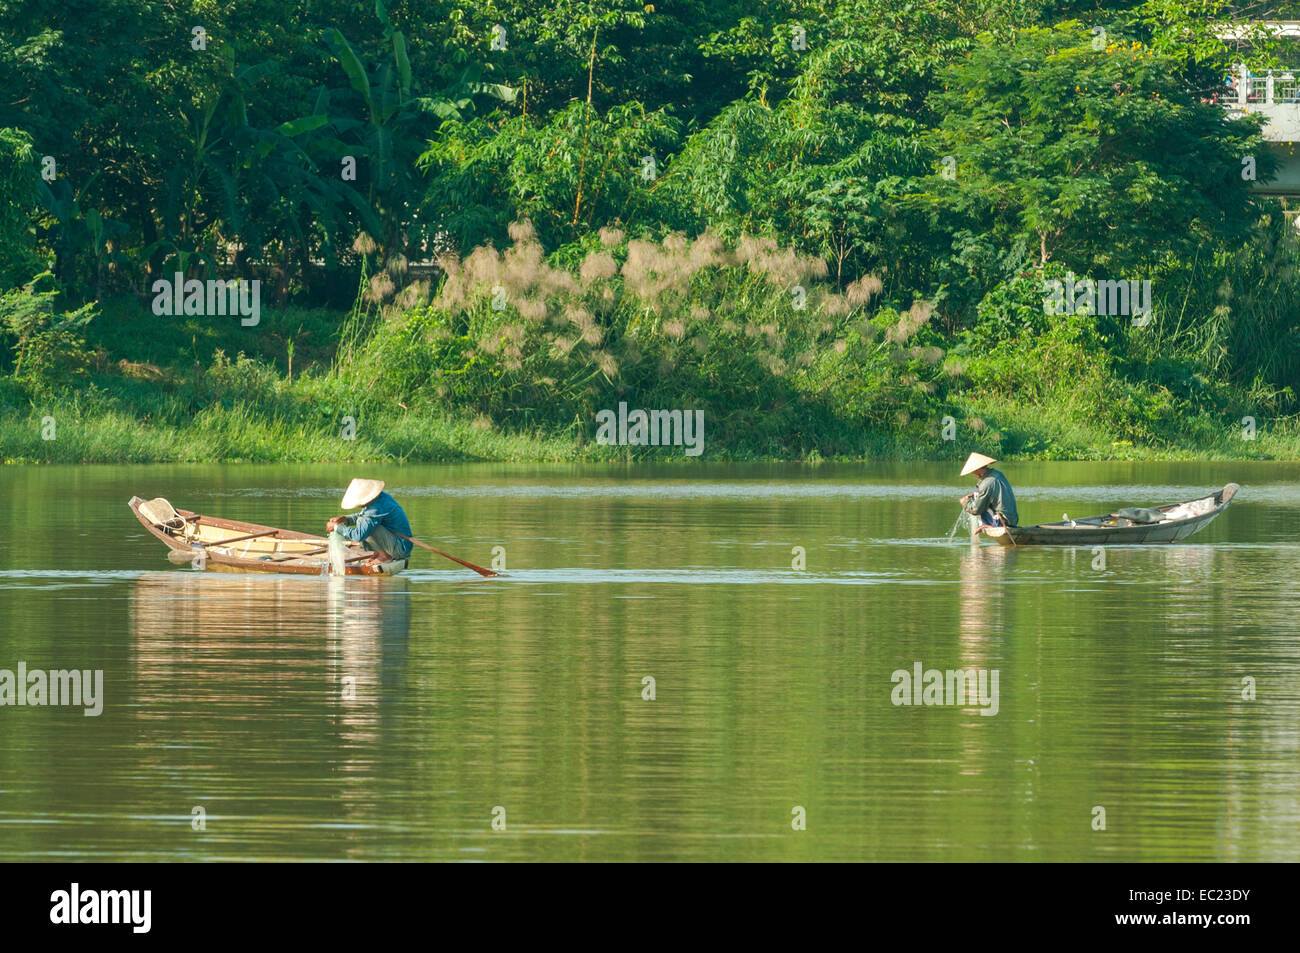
[392,532,500,577]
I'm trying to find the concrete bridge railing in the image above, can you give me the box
[1227,67,1300,142]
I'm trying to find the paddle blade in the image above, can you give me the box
[392,532,500,576]
[166,548,196,564]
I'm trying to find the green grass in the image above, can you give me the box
[0,401,599,464]
[951,393,1300,462]
[3,392,1297,464]
[87,297,343,378]
[3,275,1299,464]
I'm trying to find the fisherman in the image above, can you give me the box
[959,453,1018,534]
[326,478,415,567]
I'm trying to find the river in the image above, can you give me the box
[0,461,1296,860]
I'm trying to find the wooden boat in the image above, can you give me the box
[981,483,1239,547]
[128,496,408,575]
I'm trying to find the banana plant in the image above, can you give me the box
[36,173,127,295]
[164,47,357,286]
[322,0,516,264]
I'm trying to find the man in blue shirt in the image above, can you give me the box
[327,479,415,566]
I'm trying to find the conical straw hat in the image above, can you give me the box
[960,453,997,477]
[341,478,385,509]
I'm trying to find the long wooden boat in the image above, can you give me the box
[982,483,1239,547]
[128,496,408,575]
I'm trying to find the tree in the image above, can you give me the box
[0,127,40,288]
[922,22,1273,288]
[323,1,515,264]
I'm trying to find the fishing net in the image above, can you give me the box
[328,531,350,576]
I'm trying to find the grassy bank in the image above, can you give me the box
[2,331,1298,465]
[2,227,1298,465]
[4,389,1298,464]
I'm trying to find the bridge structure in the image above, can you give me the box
[1217,22,1300,195]
[1224,66,1300,194]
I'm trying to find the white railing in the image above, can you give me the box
[1215,21,1300,41]
[1232,67,1300,105]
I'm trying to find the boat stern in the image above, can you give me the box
[979,526,1017,547]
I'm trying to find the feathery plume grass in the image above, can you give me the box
[845,276,882,307]
[594,350,619,378]
[580,251,618,283]
[507,219,537,243]
[344,222,930,448]
[517,297,548,321]
[367,273,395,303]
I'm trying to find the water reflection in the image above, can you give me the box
[1147,543,1216,578]
[130,571,410,716]
[131,573,408,759]
[127,571,414,858]
[957,545,1012,641]
[954,547,1013,785]
[322,576,411,737]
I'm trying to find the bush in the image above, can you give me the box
[0,128,41,290]
[340,221,929,454]
[0,278,96,388]
[964,264,1069,351]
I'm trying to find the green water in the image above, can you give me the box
[0,461,1297,861]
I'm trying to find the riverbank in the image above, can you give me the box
[4,12,1299,467]
[3,393,1297,464]
[3,268,1298,464]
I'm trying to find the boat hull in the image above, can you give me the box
[128,496,407,575]
[981,483,1238,547]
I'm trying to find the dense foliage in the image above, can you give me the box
[0,0,1297,460]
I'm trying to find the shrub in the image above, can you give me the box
[0,128,41,290]
[0,278,96,388]
[339,221,918,453]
